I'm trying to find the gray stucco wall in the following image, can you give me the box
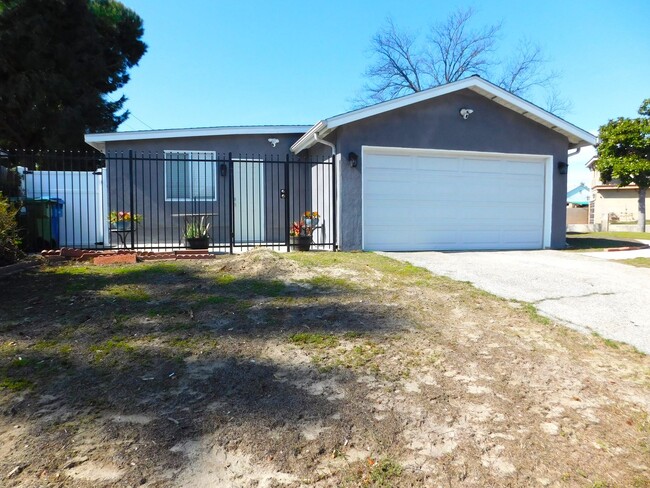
[320,89,569,250]
[104,133,312,248]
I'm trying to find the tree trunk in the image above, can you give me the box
[639,186,647,233]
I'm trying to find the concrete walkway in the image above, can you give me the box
[382,250,650,354]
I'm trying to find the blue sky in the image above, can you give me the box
[115,0,650,187]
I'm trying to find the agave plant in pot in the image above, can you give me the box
[184,216,211,249]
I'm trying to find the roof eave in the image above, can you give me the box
[292,77,596,152]
[290,121,327,154]
[84,125,313,153]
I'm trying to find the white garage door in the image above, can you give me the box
[362,147,550,251]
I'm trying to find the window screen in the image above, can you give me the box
[164,151,216,201]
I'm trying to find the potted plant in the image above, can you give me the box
[109,210,143,231]
[289,220,312,251]
[303,210,320,228]
[184,216,211,249]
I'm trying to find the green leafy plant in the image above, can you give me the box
[0,193,24,265]
[184,216,210,239]
[108,210,143,224]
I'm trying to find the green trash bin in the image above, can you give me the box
[15,197,64,251]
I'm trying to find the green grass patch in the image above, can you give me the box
[102,284,150,302]
[286,252,438,285]
[215,273,237,286]
[621,257,650,268]
[0,377,33,391]
[339,341,385,369]
[369,458,403,486]
[89,337,136,361]
[303,275,355,290]
[289,332,339,349]
[109,262,186,277]
[32,340,72,356]
[513,302,551,325]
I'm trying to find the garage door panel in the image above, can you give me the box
[363,149,547,251]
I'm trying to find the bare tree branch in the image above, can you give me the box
[497,39,555,95]
[544,87,573,117]
[426,7,500,84]
[356,7,568,115]
[360,17,426,103]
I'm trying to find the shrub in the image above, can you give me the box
[0,193,24,265]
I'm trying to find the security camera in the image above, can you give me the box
[268,138,280,147]
[459,108,474,120]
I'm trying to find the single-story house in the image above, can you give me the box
[587,157,650,226]
[85,76,596,251]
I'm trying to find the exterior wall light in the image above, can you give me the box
[557,161,568,175]
[348,152,359,168]
[459,108,474,119]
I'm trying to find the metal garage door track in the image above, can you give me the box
[382,250,650,354]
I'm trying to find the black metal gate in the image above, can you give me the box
[0,150,337,253]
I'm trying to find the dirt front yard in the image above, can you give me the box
[0,250,649,487]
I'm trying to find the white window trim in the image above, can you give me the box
[163,150,218,202]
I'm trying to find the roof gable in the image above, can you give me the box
[291,77,596,153]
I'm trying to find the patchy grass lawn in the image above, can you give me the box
[621,257,650,268]
[0,250,649,487]
[566,231,649,252]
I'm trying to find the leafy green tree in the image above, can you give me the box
[596,99,650,232]
[0,0,146,149]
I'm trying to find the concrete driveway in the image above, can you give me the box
[382,250,650,354]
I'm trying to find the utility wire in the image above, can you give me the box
[107,93,155,130]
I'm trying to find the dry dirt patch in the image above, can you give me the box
[0,249,648,487]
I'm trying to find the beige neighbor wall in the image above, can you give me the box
[591,189,650,224]
[567,207,588,224]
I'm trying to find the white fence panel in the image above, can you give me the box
[22,169,106,247]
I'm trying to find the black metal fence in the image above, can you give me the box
[0,149,336,253]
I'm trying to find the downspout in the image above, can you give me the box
[313,133,336,156]
[312,133,339,251]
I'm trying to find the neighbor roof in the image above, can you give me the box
[84,125,312,152]
[290,76,597,154]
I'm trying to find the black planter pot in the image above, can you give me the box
[290,235,311,251]
[186,236,210,249]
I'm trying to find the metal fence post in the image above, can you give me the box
[285,155,291,253]
[128,150,135,250]
[228,152,235,254]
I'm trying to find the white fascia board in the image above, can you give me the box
[290,121,327,154]
[468,82,597,147]
[295,77,597,151]
[85,125,312,147]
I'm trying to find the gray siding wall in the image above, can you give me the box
[323,89,569,250]
[104,133,310,247]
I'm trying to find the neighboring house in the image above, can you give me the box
[587,157,650,226]
[567,183,590,207]
[85,76,596,251]
[566,183,590,228]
